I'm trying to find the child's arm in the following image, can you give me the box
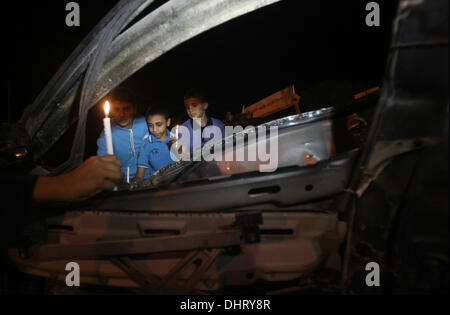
[169,137,191,161]
[134,140,151,182]
[132,167,147,183]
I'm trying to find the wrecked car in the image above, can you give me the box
[5,0,449,294]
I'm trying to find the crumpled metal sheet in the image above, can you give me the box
[261,107,334,129]
[91,0,283,105]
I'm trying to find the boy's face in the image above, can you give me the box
[111,100,136,129]
[147,114,171,140]
[184,97,208,119]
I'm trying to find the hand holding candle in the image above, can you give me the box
[103,101,114,155]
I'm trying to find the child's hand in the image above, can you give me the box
[169,138,182,154]
[130,176,143,184]
[132,167,146,183]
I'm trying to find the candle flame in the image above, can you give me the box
[104,101,110,116]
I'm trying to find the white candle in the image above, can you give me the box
[103,101,114,155]
[175,124,179,149]
[126,167,130,184]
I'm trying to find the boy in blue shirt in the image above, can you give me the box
[134,107,176,181]
[97,88,151,181]
[181,88,225,153]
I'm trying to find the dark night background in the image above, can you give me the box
[5,0,398,166]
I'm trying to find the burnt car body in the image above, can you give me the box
[5,0,449,294]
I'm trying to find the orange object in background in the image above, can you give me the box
[242,85,301,118]
[353,86,380,100]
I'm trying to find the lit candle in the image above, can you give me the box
[175,124,180,149]
[103,101,114,155]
